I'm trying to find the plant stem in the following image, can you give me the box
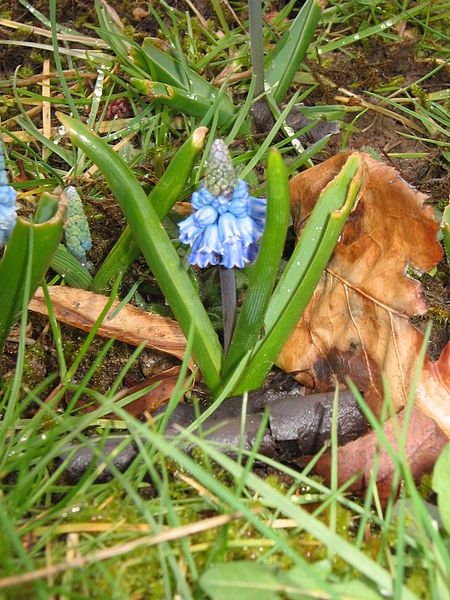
[220,266,237,356]
[248,0,265,96]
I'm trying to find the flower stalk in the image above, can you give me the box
[178,139,267,352]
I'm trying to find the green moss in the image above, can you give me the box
[29,51,44,64]
[22,343,49,388]
[16,65,34,79]
[405,568,432,599]
[427,306,450,325]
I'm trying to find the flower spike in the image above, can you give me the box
[0,136,18,246]
[179,139,266,269]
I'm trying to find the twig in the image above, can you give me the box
[335,88,423,132]
[0,18,108,48]
[0,70,97,89]
[41,59,51,160]
[0,512,243,590]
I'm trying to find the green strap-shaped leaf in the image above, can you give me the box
[232,154,362,394]
[265,0,322,103]
[223,148,290,380]
[0,193,65,351]
[130,79,240,132]
[50,245,93,289]
[91,126,208,293]
[131,39,251,133]
[58,113,223,392]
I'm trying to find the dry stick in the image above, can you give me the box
[183,0,209,29]
[41,59,51,161]
[0,18,108,47]
[213,68,252,86]
[45,540,55,600]
[0,512,243,590]
[335,88,423,132]
[1,78,94,130]
[2,120,133,143]
[3,70,97,89]
[222,0,245,29]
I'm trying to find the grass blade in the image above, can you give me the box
[265,0,322,103]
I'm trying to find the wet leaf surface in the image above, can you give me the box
[116,366,187,417]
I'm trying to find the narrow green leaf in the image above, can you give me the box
[200,562,281,600]
[234,154,362,393]
[432,443,450,534]
[265,0,322,103]
[91,126,208,293]
[50,245,93,290]
[223,149,290,379]
[0,194,65,351]
[94,0,131,67]
[140,37,222,98]
[58,113,223,392]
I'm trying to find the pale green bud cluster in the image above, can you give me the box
[64,186,92,266]
[204,139,237,198]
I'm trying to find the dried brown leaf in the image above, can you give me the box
[29,287,187,361]
[278,152,449,434]
[314,408,448,504]
[115,366,187,417]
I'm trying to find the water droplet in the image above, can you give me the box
[380,23,386,29]
[296,261,300,266]
[58,126,65,136]
[71,506,80,513]
[385,19,393,27]
[318,48,323,55]
[354,33,360,40]
[41,433,47,440]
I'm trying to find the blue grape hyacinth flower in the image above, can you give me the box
[0,138,18,246]
[178,139,266,269]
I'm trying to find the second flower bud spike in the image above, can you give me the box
[63,186,92,267]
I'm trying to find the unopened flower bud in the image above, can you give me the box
[204,139,237,198]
